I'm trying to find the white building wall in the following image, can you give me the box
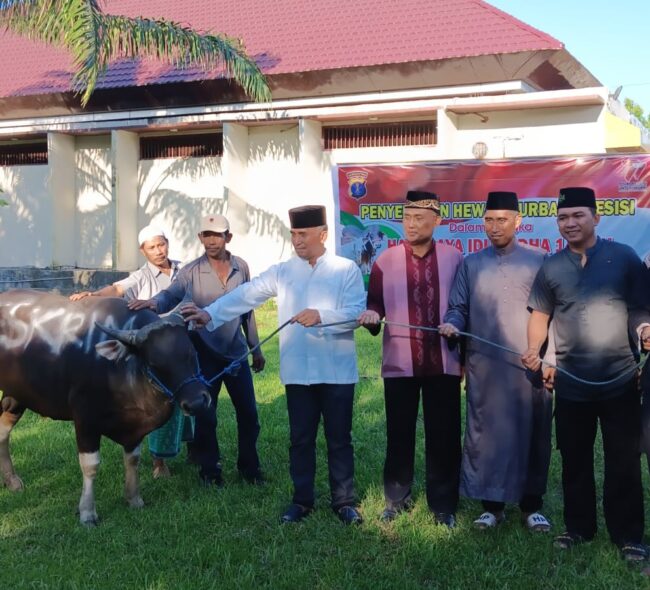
[75,135,112,268]
[0,163,50,266]
[138,154,225,264]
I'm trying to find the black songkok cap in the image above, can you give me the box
[558,187,596,209]
[404,190,441,212]
[485,191,519,211]
[288,205,327,229]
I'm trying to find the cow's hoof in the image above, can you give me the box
[127,496,145,509]
[79,512,99,527]
[3,474,24,491]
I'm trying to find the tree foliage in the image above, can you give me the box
[0,0,271,105]
[624,98,650,130]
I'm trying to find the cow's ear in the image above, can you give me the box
[95,339,132,361]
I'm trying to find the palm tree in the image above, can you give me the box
[0,0,271,105]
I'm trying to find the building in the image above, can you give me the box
[0,0,646,279]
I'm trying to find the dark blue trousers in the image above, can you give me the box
[190,341,261,479]
[285,383,355,510]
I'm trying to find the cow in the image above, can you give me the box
[0,289,210,525]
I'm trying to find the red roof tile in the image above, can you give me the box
[0,0,563,98]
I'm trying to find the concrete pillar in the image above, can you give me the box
[298,118,331,243]
[221,123,250,234]
[48,132,76,266]
[111,130,139,270]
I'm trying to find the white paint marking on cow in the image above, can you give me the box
[123,445,144,509]
[78,451,100,526]
[0,412,23,491]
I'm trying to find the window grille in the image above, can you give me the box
[323,121,436,149]
[140,133,223,159]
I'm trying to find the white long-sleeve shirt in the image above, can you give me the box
[204,250,366,385]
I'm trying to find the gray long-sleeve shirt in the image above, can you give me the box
[152,253,260,361]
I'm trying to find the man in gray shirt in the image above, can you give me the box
[70,225,182,301]
[130,215,265,487]
[523,186,650,562]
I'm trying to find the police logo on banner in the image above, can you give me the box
[346,171,368,200]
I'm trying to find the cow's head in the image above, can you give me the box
[94,314,210,415]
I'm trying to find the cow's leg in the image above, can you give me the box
[74,422,101,526]
[0,398,24,491]
[78,451,100,526]
[123,444,144,509]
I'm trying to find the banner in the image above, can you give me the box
[336,155,650,282]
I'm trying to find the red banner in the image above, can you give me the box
[336,155,650,280]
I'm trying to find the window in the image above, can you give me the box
[323,121,436,149]
[0,142,48,166]
[140,133,223,159]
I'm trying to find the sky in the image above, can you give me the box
[487,0,650,116]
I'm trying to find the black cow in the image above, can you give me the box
[0,290,209,525]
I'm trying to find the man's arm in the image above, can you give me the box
[522,310,551,371]
[182,265,280,329]
[307,264,366,333]
[358,261,384,336]
[439,259,470,338]
[69,283,126,301]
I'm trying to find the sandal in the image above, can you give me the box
[523,512,551,533]
[473,511,505,530]
[553,531,585,550]
[620,543,649,562]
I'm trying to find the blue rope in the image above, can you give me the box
[204,319,293,385]
[377,319,648,388]
[204,316,647,388]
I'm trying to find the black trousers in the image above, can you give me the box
[483,494,542,514]
[285,383,355,510]
[555,381,644,546]
[383,375,461,514]
[190,340,261,479]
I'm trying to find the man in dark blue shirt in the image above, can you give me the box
[523,187,650,562]
[130,214,265,487]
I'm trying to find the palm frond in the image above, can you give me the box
[0,0,270,105]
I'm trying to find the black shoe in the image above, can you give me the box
[336,505,363,525]
[199,469,223,488]
[380,507,398,522]
[433,512,456,529]
[280,504,312,524]
[240,470,266,486]
[553,531,586,550]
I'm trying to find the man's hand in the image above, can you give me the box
[251,351,266,373]
[128,299,157,311]
[358,310,380,326]
[642,326,650,352]
[179,303,211,328]
[291,308,321,327]
[521,348,542,371]
[542,366,556,391]
[69,291,92,301]
[438,322,460,338]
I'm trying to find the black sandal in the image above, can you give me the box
[553,531,585,550]
[620,543,649,562]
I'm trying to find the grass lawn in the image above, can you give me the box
[1,301,649,589]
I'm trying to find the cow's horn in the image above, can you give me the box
[95,322,139,346]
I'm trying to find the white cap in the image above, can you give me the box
[138,225,166,246]
[199,214,229,233]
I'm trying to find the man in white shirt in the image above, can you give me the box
[181,205,366,525]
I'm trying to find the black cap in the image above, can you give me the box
[288,205,327,229]
[404,190,441,212]
[485,191,519,211]
[558,187,596,209]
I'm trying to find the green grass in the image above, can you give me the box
[2,301,650,589]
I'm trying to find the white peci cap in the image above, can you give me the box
[138,225,166,246]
